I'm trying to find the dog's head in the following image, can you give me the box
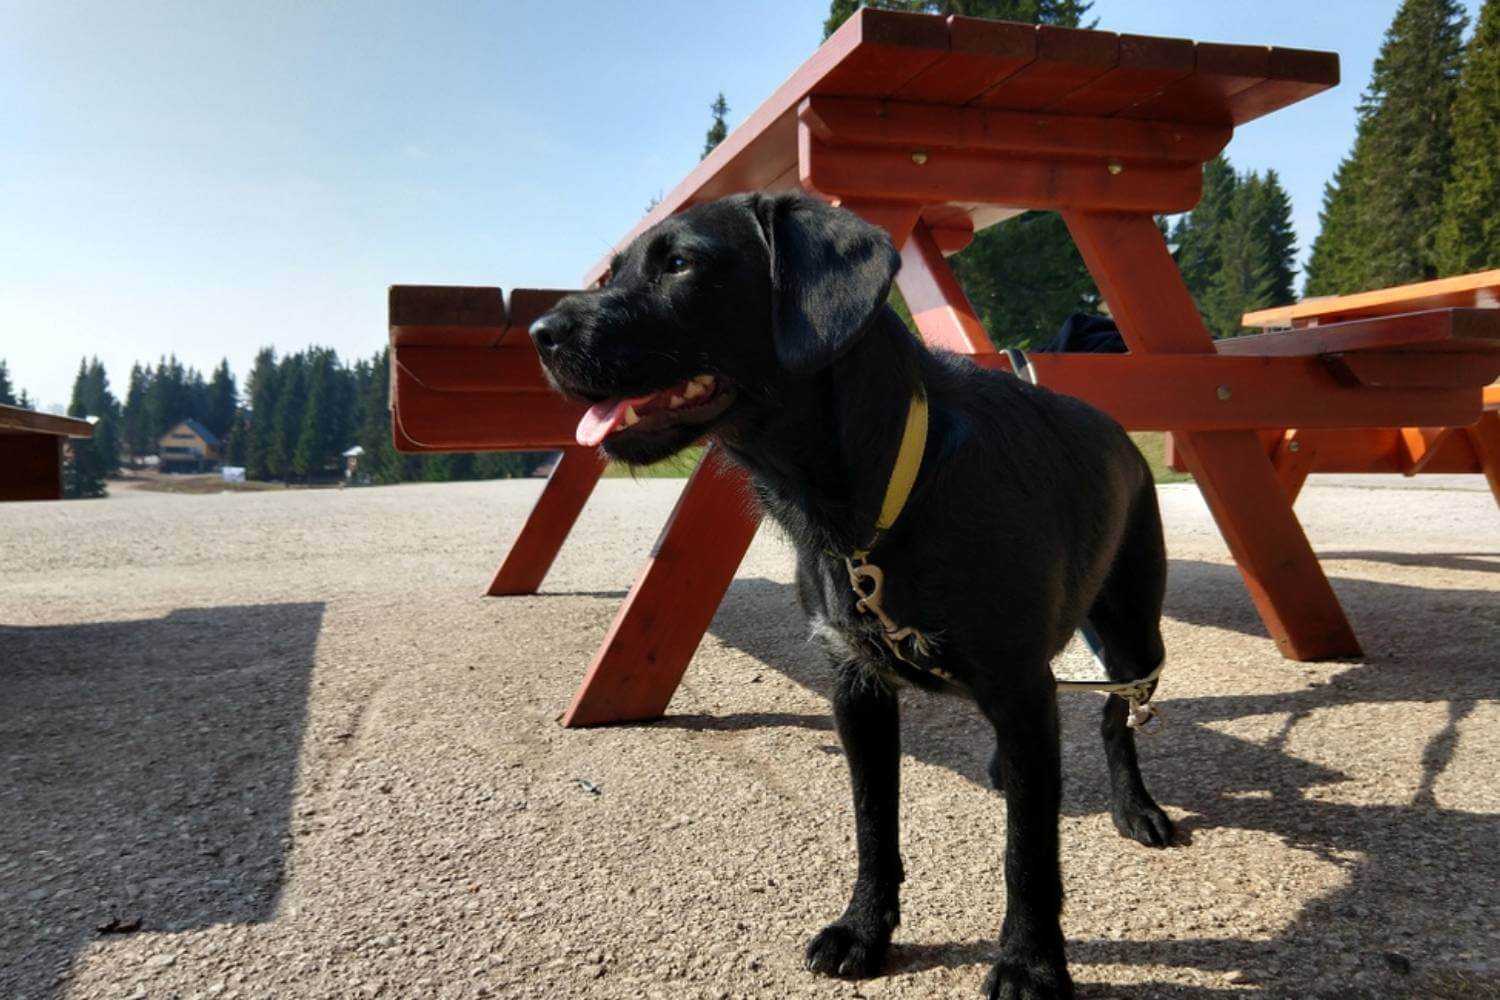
[530,193,901,465]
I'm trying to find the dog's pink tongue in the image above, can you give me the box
[577,393,659,447]
[577,398,631,447]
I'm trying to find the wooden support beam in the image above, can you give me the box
[1466,411,1500,507]
[1064,209,1361,661]
[799,96,1232,164]
[563,448,762,726]
[391,343,1485,452]
[1323,351,1500,390]
[799,125,1204,213]
[972,353,1483,431]
[488,447,609,596]
[894,221,993,354]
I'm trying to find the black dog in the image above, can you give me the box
[530,193,1173,999]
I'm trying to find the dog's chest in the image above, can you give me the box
[800,555,956,692]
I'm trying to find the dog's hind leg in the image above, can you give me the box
[804,663,903,979]
[1086,488,1175,848]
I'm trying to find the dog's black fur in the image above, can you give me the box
[531,193,1173,999]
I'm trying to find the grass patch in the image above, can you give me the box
[1131,431,1192,484]
[123,472,288,494]
[602,445,707,479]
[601,435,1191,485]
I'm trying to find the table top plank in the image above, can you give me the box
[891,16,1035,105]
[1119,42,1271,125]
[1215,308,1500,358]
[1243,269,1500,328]
[0,404,94,439]
[814,8,951,99]
[1043,33,1196,117]
[969,24,1120,111]
[1227,47,1341,129]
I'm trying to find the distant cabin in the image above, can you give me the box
[158,419,221,472]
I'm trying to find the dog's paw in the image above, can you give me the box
[1112,798,1175,848]
[981,953,1074,1000]
[804,920,891,979]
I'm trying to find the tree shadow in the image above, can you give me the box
[697,566,1499,997]
[0,602,324,998]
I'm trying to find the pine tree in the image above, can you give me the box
[143,355,192,446]
[703,93,729,159]
[225,413,249,466]
[270,354,307,481]
[1203,178,1275,337]
[245,349,280,481]
[1305,0,1469,293]
[1436,0,1500,275]
[122,363,150,460]
[0,360,15,407]
[1172,156,1239,299]
[1304,153,1365,296]
[206,359,238,440]
[64,359,108,497]
[293,349,340,480]
[1252,169,1299,306]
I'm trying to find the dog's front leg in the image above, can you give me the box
[981,676,1075,1000]
[805,664,902,979]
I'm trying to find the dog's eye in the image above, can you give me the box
[663,255,691,275]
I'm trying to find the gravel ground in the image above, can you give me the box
[2,473,1497,999]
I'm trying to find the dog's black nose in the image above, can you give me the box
[529,313,573,353]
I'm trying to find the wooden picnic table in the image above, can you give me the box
[388,10,1500,727]
[0,404,94,502]
[1160,270,1500,503]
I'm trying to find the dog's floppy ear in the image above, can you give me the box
[753,194,900,374]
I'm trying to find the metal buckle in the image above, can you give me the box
[846,559,912,643]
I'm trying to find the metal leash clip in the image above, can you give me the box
[845,556,948,676]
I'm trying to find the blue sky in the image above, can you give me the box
[1,0,1483,408]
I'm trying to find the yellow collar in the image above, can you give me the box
[853,388,928,560]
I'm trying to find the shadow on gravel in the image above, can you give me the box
[1316,550,1500,576]
[705,565,1500,997]
[0,602,324,999]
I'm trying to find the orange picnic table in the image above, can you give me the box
[0,404,93,502]
[388,10,1500,727]
[1188,270,1500,504]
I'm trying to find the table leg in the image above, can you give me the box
[1064,210,1362,661]
[1466,411,1500,507]
[488,447,609,596]
[562,446,762,727]
[894,221,994,355]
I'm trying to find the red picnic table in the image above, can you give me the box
[1192,269,1500,504]
[388,10,1500,727]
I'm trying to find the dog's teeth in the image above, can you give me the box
[622,406,640,427]
[683,381,705,400]
[668,395,685,409]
